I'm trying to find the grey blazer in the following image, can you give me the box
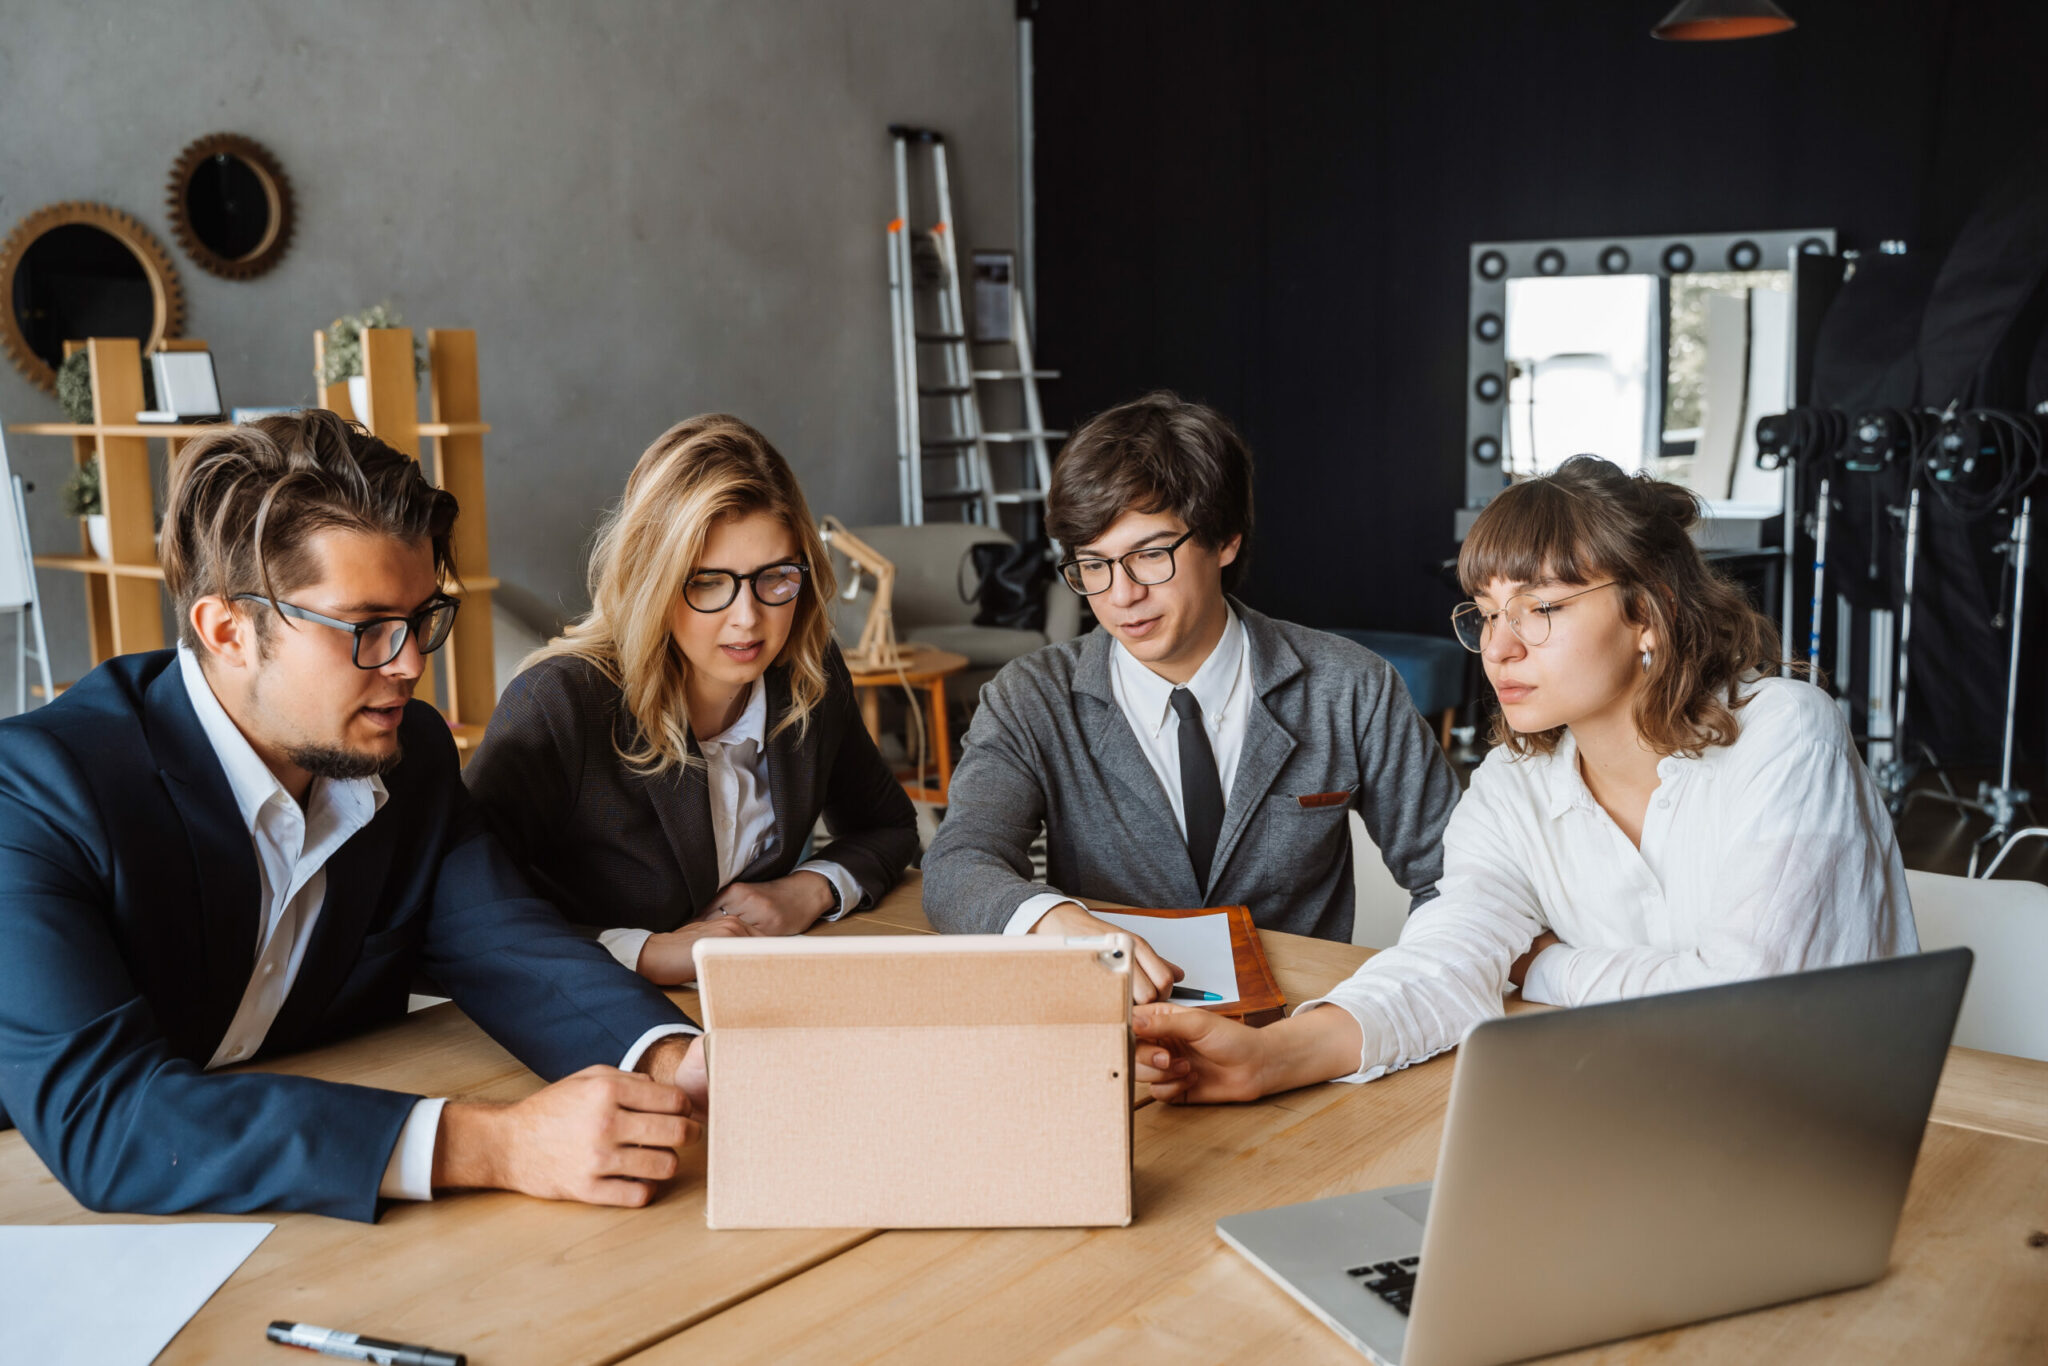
[922,601,1460,942]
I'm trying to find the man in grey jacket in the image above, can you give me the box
[923,391,1460,1001]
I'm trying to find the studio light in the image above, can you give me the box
[1599,245,1631,274]
[1535,248,1566,276]
[1652,0,1795,41]
[1473,435,1502,465]
[1474,313,1503,342]
[1727,239,1762,270]
[1476,250,1507,280]
[1661,243,1694,273]
[1475,373,1504,402]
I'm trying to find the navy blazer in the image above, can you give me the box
[0,651,692,1222]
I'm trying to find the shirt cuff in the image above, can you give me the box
[378,1097,448,1202]
[1519,943,1571,1005]
[619,1022,701,1074]
[1004,892,1081,936]
[795,859,863,921]
[598,926,654,972]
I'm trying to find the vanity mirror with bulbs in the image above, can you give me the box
[1461,228,1837,554]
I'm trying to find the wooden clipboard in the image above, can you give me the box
[1101,904,1286,1026]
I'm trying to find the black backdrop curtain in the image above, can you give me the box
[1030,0,2048,647]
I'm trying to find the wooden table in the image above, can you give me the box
[2,873,2043,1365]
[848,645,970,804]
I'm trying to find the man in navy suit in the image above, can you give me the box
[0,410,731,1221]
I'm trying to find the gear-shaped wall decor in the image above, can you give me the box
[0,201,185,395]
[166,132,295,281]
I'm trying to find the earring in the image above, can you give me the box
[1641,649,1653,672]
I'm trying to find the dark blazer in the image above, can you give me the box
[0,651,691,1223]
[923,602,1462,942]
[463,647,918,934]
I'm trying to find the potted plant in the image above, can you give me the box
[320,301,427,416]
[62,459,107,560]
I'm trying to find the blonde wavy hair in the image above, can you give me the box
[1458,456,1784,760]
[529,414,838,775]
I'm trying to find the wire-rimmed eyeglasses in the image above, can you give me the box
[1450,581,1616,653]
[1058,529,1197,597]
[681,562,809,613]
[232,592,461,669]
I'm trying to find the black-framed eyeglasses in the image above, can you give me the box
[1058,529,1197,597]
[1450,581,1616,653]
[232,592,461,669]
[681,561,809,613]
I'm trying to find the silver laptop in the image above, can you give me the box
[1217,949,1972,1366]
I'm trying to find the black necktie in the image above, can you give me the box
[1169,688,1225,891]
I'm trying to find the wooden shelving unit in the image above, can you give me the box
[314,326,498,751]
[10,328,498,755]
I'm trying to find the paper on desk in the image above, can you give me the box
[1093,911,1240,1005]
[0,1222,272,1365]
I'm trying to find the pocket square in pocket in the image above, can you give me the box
[1296,790,1352,809]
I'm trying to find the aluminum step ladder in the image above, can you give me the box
[888,124,1062,526]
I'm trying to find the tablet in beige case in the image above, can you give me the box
[695,933,1134,1230]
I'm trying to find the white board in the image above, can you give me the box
[0,425,35,611]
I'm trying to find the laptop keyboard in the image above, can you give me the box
[1345,1256,1421,1315]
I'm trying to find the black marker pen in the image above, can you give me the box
[267,1320,466,1366]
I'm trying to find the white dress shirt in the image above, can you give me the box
[179,647,689,1204]
[1004,608,1251,934]
[596,679,860,971]
[1300,676,1919,1082]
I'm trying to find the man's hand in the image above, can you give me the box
[1509,930,1561,989]
[1030,901,1183,1004]
[434,1066,699,1207]
[1133,1002,1367,1103]
[635,916,759,985]
[707,871,838,937]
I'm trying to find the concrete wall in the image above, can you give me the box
[0,0,1018,701]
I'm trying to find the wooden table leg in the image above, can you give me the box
[928,676,952,804]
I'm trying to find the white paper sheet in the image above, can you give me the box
[1093,911,1240,1005]
[0,1222,273,1365]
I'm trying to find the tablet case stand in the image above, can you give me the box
[696,934,1134,1230]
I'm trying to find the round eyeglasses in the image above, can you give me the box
[1450,581,1616,653]
[1058,529,1197,597]
[681,562,808,614]
[232,592,460,669]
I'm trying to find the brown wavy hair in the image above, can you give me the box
[526,415,837,775]
[162,409,458,655]
[1458,456,1783,759]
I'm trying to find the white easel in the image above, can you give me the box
[0,422,55,712]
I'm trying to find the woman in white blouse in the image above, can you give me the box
[1133,455,1917,1100]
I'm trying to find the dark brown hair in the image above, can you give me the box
[1458,456,1782,759]
[161,408,458,652]
[1047,391,1255,591]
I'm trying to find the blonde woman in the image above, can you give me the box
[466,415,917,985]
[1131,456,1917,1102]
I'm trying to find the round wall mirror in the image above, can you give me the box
[0,201,184,394]
[167,133,295,280]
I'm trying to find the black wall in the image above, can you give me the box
[1032,0,2048,637]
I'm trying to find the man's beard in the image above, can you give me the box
[284,738,405,781]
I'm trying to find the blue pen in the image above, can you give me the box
[1169,985,1225,1002]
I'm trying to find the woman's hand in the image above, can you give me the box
[635,916,759,985]
[706,871,840,937]
[1133,1002,1368,1103]
[1509,930,1561,989]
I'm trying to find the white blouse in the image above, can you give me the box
[1303,676,1919,1083]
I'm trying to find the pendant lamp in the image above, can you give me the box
[1652,0,1796,41]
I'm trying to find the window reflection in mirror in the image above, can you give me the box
[1663,269,1789,449]
[1503,274,1659,477]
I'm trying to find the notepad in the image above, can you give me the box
[0,1222,272,1365]
[1093,910,1240,1005]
